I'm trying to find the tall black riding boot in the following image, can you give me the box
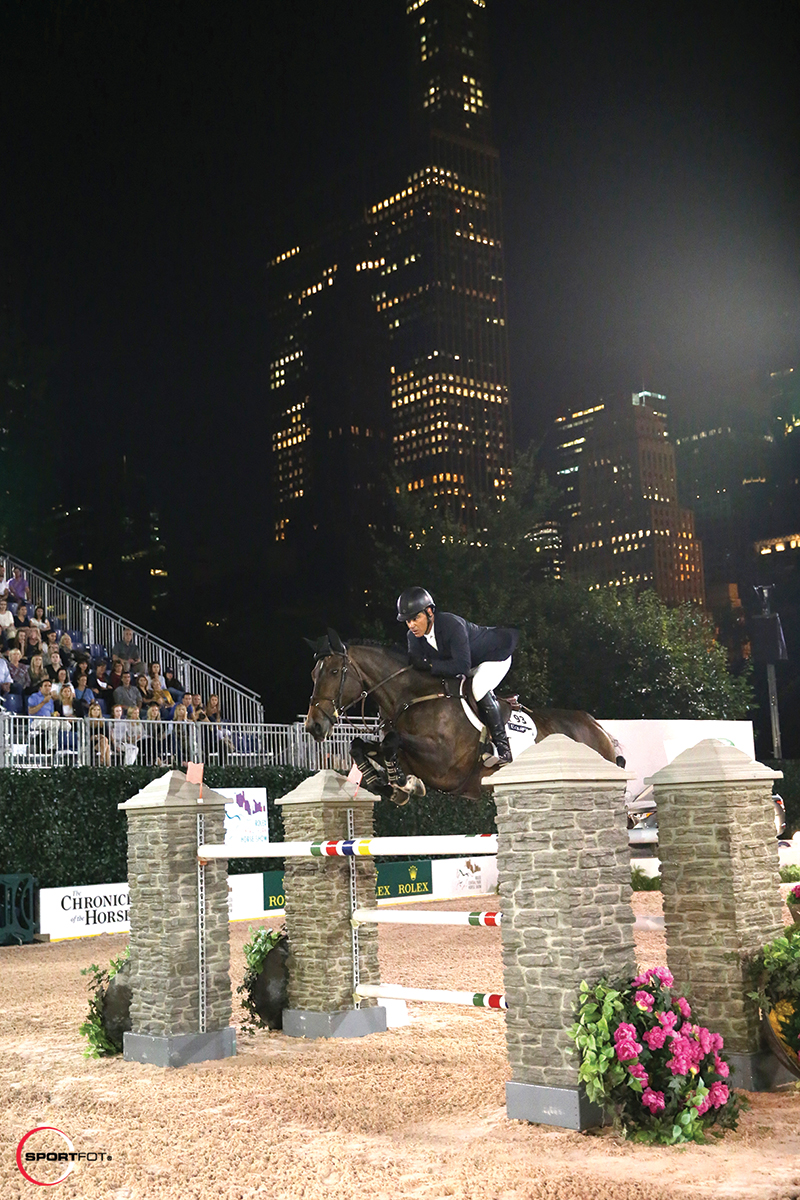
[476,691,512,764]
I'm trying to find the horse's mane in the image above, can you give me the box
[349,639,408,664]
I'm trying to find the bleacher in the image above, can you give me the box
[1,552,370,772]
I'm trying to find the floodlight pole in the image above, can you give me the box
[755,586,782,760]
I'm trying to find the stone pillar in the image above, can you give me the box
[485,734,635,1130]
[647,739,785,1090]
[119,771,235,1067]
[276,770,386,1039]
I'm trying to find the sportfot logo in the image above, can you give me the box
[16,1127,111,1186]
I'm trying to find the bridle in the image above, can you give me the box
[311,648,414,727]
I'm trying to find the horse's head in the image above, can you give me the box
[303,628,358,741]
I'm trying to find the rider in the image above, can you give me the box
[396,586,519,765]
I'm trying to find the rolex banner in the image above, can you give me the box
[375,859,433,900]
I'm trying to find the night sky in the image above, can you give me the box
[2,0,799,595]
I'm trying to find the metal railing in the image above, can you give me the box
[0,714,377,771]
[0,552,263,723]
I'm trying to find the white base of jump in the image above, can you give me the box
[356,983,507,1009]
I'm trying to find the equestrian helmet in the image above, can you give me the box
[396,586,435,622]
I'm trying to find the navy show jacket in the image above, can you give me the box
[406,611,519,678]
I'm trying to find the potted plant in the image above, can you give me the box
[786,884,800,927]
[747,928,800,1077]
[569,966,742,1144]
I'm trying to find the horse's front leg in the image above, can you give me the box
[380,731,426,801]
[350,736,392,798]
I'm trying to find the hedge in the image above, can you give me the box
[0,766,496,888]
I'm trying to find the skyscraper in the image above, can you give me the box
[365,0,512,514]
[569,393,706,606]
[267,0,512,555]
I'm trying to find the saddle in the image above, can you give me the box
[441,675,521,724]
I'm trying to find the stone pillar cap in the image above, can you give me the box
[275,769,382,807]
[645,739,782,786]
[484,732,634,787]
[118,769,230,811]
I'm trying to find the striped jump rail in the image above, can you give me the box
[197,834,498,860]
[355,983,507,1010]
[351,907,502,928]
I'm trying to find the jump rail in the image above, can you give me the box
[197,834,498,860]
[355,983,507,1009]
[352,907,502,927]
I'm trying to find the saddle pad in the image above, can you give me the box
[460,697,538,761]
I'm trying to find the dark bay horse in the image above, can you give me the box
[304,632,618,802]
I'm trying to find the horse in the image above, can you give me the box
[304,630,620,803]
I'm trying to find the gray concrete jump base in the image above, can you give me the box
[506,1082,605,1130]
[282,1007,388,1040]
[123,1027,236,1068]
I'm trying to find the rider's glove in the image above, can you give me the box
[410,658,432,673]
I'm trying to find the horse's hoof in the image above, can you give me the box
[387,789,411,807]
[405,774,426,797]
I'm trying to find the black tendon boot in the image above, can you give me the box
[349,738,386,792]
[476,691,513,764]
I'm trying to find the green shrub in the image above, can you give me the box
[631,866,662,891]
[780,865,800,883]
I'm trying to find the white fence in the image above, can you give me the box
[0,714,376,771]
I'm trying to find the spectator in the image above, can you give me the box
[6,648,30,695]
[85,702,111,765]
[108,657,124,691]
[108,704,127,754]
[73,668,94,716]
[46,650,63,682]
[146,667,173,709]
[29,604,50,633]
[126,705,144,757]
[0,598,14,644]
[192,693,208,721]
[144,704,167,765]
[0,651,11,697]
[89,659,112,704]
[0,564,9,600]
[56,683,77,718]
[51,666,70,699]
[43,632,60,665]
[204,694,222,723]
[169,703,198,767]
[26,654,48,697]
[28,678,57,716]
[164,668,185,703]
[14,603,31,631]
[135,673,153,707]
[112,671,140,711]
[58,633,76,670]
[7,566,31,605]
[111,628,143,674]
[25,627,44,661]
[149,661,167,690]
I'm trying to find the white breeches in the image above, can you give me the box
[471,657,512,702]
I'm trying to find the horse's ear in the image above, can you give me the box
[303,637,317,653]
[327,627,346,654]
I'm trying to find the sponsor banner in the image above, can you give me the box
[599,719,755,802]
[431,855,498,898]
[375,859,433,900]
[39,882,130,940]
[219,787,270,848]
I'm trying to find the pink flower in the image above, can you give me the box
[653,966,674,988]
[713,1055,729,1078]
[641,1088,665,1113]
[709,1032,724,1052]
[791,884,800,901]
[615,1037,642,1062]
[708,1081,729,1109]
[676,997,692,1019]
[695,1095,711,1116]
[632,966,674,990]
[628,1061,649,1086]
[657,1010,678,1031]
[697,1026,713,1056]
[643,1025,669,1050]
[614,1022,639,1041]
[634,990,655,1012]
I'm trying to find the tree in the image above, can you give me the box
[369,450,752,721]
